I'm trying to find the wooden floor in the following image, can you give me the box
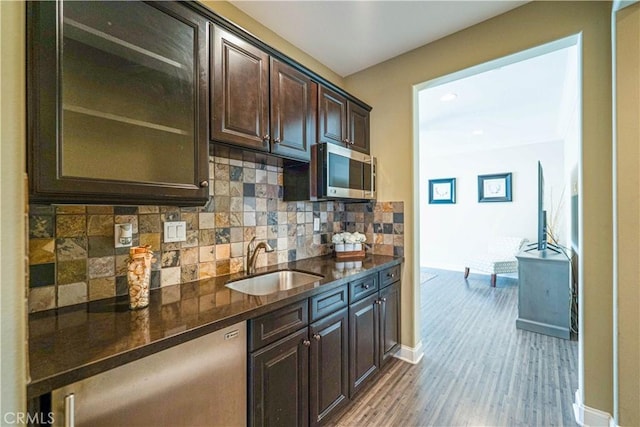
[328,269,579,427]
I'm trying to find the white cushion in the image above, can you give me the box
[465,237,528,275]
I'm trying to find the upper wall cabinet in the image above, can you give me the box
[211,26,315,161]
[318,86,370,154]
[27,1,210,205]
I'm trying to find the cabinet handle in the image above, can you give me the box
[349,140,355,145]
[313,334,321,341]
[263,134,270,142]
[363,284,370,290]
[375,299,382,305]
[273,137,281,144]
[64,393,75,427]
[380,297,387,303]
[388,273,395,279]
[302,339,311,347]
[343,138,349,144]
[199,180,209,188]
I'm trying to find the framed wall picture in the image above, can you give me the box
[429,178,456,204]
[478,172,512,202]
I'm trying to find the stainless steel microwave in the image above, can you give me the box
[313,143,376,200]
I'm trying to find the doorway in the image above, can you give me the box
[413,34,582,417]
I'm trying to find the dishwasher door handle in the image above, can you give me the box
[64,394,75,427]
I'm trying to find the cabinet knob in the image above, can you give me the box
[313,334,321,341]
[302,339,311,347]
[380,297,387,303]
[273,137,281,144]
[343,138,349,144]
[349,140,355,145]
[263,134,270,142]
[388,273,395,278]
[199,180,209,188]
[363,284,370,290]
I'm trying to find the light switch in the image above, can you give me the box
[164,221,187,243]
[313,218,320,232]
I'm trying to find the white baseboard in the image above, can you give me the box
[394,340,424,364]
[573,389,615,426]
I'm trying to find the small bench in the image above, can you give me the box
[464,237,528,287]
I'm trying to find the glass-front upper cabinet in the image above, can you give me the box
[28,1,210,205]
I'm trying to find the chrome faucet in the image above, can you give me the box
[246,237,274,275]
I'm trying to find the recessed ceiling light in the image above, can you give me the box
[440,93,457,102]
[472,129,484,135]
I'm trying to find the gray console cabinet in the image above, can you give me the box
[515,250,571,339]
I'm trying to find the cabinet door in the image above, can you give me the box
[348,293,379,397]
[270,59,316,161]
[318,85,347,146]
[27,1,210,205]
[347,101,370,154]
[309,308,349,425]
[250,328,309,427]
[379,281,401,366]
[211,25,269,151]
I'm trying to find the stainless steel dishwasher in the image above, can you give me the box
[51,321,247,427]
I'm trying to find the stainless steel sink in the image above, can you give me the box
[226,270,323,296]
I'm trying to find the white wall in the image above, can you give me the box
[420,140,565,270]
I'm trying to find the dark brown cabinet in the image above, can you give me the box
[318,85,370,154]
[309,307,349,425]
[27,1,210,205]
[349,292,380,397]
[379,280,401,366]
[250,328,310,427]
[211,25,270,151]
[211,26,315,161]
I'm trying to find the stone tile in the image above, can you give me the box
[58,282,88,307]
[243,212,256,227]
[181,247,198,265]
[160,206,181,222]
[243,168,256,183]
[199,212,215,229]
[214,196,230,212]
[28,286,56,313]
[215,212,230,228]
[139,233,161,252]
[199,245,215,263]
[162,250,180,267]
[54,237,87,261]
[87,236,113,258]
[29,215,54,238]
[138,206,159,214]
[56,206,86,214]
[229,181,243,197]
[29,238,56,265]
[199,262,216,279]
[116,276,128,296]
[230,165,243,181]
[215,228,230,244]
[214,180,230,196]
[229,258,244,274]
[29,263,56,288]
[115,254,129,277]
[215,244,230,260]
[182,212,198,231]
[229,212,243,227]
[181,264,198,283]
[56,215,87,238]
[114,206,138,215]
[85,214,112,236]
[214,163,230,180]
[138,214,161,233]
[29,204,55,215]
[57,259,87,285]
[161,267,181,287]
[183,230,199,248]
[88,256,114,279]
[215,260,230,276]
[199,229,216,246]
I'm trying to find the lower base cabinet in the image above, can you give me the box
[249,265,402,426]
[250,328,309,427]
[310,308,349,425]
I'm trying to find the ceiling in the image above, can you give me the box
[229,1,529,77]
[419,44,579,156]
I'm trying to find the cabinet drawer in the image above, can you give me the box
[380,264,401,288]
[349,274,378,303]
[249,300,309,351]
[310,284,348,322]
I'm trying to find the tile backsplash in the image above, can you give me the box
[27,146,404,312]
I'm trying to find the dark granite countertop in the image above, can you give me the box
[28,254,402,399]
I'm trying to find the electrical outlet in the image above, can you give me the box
[164,221,187,243]
[114,223,133,248]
